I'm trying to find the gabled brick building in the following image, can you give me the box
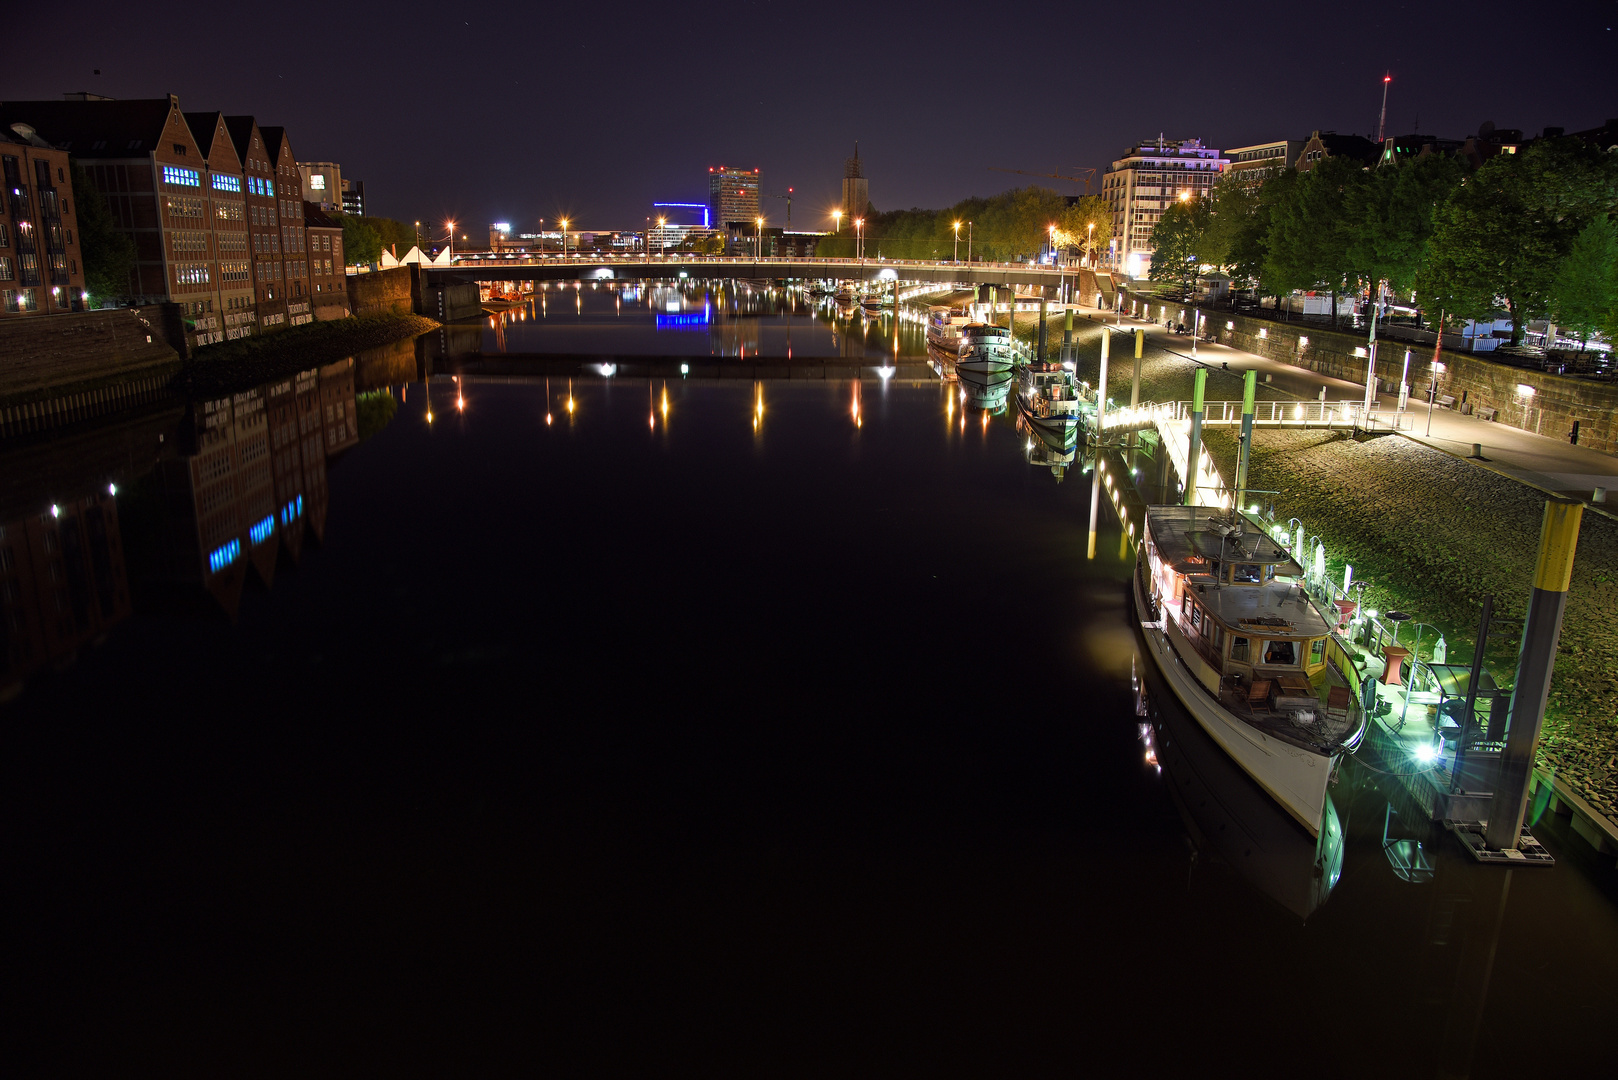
[302,202,348,320]
[224,116,291,332]
[261,127,313,326]
[182,111,254,343]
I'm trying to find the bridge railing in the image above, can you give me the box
[1100,399,1413,431]
[430,253,1083,275]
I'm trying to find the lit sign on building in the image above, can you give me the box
[310,174,326,190]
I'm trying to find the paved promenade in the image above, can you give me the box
[1073,303,1618,514]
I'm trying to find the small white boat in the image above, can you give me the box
[1015,364,1083,452]
[1132,505,1369,837]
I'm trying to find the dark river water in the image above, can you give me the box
[4,285,1617,1076]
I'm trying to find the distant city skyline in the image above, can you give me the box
[10,1,1616,231]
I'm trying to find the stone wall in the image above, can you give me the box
[1121,287,1618,455]
[346,266,416,318]
[422,276,483,323]
[0,305,185,406]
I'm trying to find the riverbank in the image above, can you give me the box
[1200,428,1618,828]
[176,312,438,396]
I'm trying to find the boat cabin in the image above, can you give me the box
[1142,506,1334,697]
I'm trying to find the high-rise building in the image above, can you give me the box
[1101,137,1228,277]
[708,166,759,231]
[0,122,86,317]
[298,161,343,212]
[340,178,364,217]
[841,144,869,220]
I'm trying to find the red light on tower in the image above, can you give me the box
[1383,74,1392,83]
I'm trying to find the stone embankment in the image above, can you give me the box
[176,312,438,396]
[0,305,187,408]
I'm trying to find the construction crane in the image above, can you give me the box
[766,188,793,230]
[989,166,1097,195]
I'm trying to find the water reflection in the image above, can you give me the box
[1135,649,1344,920]
[0,357,363,698]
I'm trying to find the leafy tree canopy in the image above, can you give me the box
[69,161,135,303]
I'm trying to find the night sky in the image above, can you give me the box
[10,1,1618,234]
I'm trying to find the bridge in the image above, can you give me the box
[421,254,1108,291]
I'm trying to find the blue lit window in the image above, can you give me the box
[249,515,274,545]
[280,494,304,525]
[207,538,240,574]
[163,166,201,187]
[656,312,711,330]
[213,174,241,192]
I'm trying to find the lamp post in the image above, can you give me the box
[967,220,973,264]
[1049,224,1058,266]
[953,220,961,263]
[832,209,842,236]
[414,220,420,250]
[855,217,864,264]
[756,216,763,260]
[446,220,455,262]
[559,218,569,259]
[1085,221,1094,268]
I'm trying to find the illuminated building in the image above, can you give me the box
[259,127,314,326]
[298,161,344,212]
[0,96,220,328]
[303,203,348,319]
[182,111,254,342]
[0,122,86,318]
[1101,137,1228,278]
[341,177,365,217]
[707,166,760,231]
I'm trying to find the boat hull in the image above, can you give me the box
[1130,551,1333,837]
[1015,397,1078,450]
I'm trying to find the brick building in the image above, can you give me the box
[261,127,313,326]
[224,116,291,332]
[182,111,253,344]
[302,202,348,320]
[0,122,86,318]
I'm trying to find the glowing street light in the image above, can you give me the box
[952,220,961,263]
[559,218,570,258]
[446,220,455,261]
[657,216,667,257]
[855,217,864,263]
[755,216,764,260]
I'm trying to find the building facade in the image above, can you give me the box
[1296,131,1380,173]
[261,127,313,326]
[708,166,760,231]
[183,111,253,343]
[841,146,869,220]
[298,161,343,212]
[303,203,348,319]
[225,117,292,331]
[0,123,86,317]
[1101,137,1228,277]
[340,178,364,217]
[1225,139,1304,185]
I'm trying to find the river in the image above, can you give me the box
[3,283,1615,1076]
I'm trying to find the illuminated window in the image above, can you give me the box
[208,538,240,573]
[310,174,326,190]
[213,174,241,192]
[249,515,274,545]
[162,166,200,187]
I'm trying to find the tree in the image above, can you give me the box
[1148,197,1206,298]
[335,213,381,266]
[1263,156,1364,324]
[1053,196,1113,261]
[1194,174,1258,276]
[1421,138,1618,344]
[1346,152,1464,297]
[1550,215,1616,348]
[1236,168,1295,301]
[69,161,135,303]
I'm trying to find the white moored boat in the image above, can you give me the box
[1131,505,1369,837]
[955,323,1015,374]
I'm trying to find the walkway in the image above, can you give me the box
[1072,302,1618,515]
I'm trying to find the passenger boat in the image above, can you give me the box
[1131,505,1368,837]
[956,323,1015,374]
[957,366,1011,414]
[926,306,969,356]
[1015,363,1084,452]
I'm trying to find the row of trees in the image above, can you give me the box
[1147,138,1618,346]
[814,188,1112,262]
[334,214,419,266]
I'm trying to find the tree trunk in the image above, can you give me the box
[1508,298,1524,346]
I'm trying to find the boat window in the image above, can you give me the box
[1310,638,1325,664]
[1263,639,1296,665]
[1234,563,1261,583]
[1188,602,1201,629]
[1231,637,1250,661]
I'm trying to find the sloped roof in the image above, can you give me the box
[260,125,292,163]
[182,110,240,170]
[303,202,342,230]
[223,116,259,166]
[0,98,177,156]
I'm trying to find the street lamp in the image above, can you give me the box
[953,220,961,263]
[1048,224,1057,265]
[559,218,569,258]
[446,220,455,261]
[832,209,842,235]
[657,216,667,257]
[855,217,864,263]
[756,216,764,260]
[414,220,420,250]
[1086,221,1094,268]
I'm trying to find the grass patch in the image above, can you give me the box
[176,313,438,396]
